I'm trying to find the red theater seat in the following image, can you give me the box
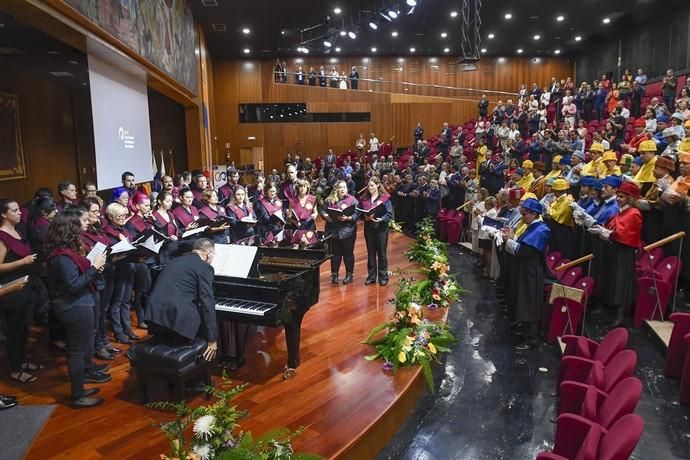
[560,349,637,394]
[562,328,629,365]
[558,377,642,429]
[665,312,690,379]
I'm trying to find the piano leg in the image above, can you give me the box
[283,311,306,380]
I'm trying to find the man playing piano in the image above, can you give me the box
[144,238,218,362]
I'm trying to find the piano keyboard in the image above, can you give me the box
[216,298,277,316]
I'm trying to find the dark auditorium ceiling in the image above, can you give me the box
[193,0,670,58]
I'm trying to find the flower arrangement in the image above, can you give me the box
[149,376,322,460]
[388,219,403,233]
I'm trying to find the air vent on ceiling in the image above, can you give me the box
[0,47,26,55]
[49,71,74,78]
[212,23,227,32]
[201,0,218,6]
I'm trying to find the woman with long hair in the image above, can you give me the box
[360,177,393,286]
[287,179,319,246]
[0,199,41,384]
[152,191,179,239]
[125,193,155,330]
[226,186,257,242]
[321,180,360,284]
[79,198,119,361]
[171,188,200,231]
[46,210,109,408]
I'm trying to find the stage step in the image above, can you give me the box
[643,319,673,355]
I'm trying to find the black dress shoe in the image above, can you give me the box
[92,363,110,373]
[105,345,121,353]
[0,399,17,410]
[71,396,104,409]
[379,279,389,286]
[331,274,339,284]
[83,388,100,397]
[125,331,140,340]
[0,395,17,404]
[114,336,131,345]
[365,279,376,285]
[342,274,353,284]
[84,372,112,384]
[95,349,114,361]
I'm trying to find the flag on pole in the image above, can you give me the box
[159,150,166,177]
[152,150,162,193]
[168,150,175,178]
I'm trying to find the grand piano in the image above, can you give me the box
[213,243,330,379]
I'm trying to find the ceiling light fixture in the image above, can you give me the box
[444,47,450,53]
[242,27,250,34]
[533,35,540,40]
[441,32,447,38]
[516,48,523,54]
[391,31,399,37]
[388,9,398,19]
[554,49,561,55]
[556,15,564,22]
[369,21,378,30]
[340,30,347,36]
[504,13,512,19]
[243,48,250,54]
[481,48,487,53]
[450,11,458,18]
[324,40,332,47]
[334,7,342,14]
[409,47,416,53]
[348,31,357,39]
[335,47,341,52]
[371,47,377,53]
[406,0,417,6]
[602,17,610,24]
[574,35,582,41]
[488,33,495,39]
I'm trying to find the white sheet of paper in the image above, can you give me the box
[211,244,258,278]
[110,239,136,254]
[86,242,108,263]
[139,234,164,254]
[181,226,208,239]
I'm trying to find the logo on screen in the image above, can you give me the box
[118,126,135,150]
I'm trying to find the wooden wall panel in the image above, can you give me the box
[211,56,575,173]
[0,62,81,204]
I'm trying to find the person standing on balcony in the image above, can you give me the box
[349,66,359,90]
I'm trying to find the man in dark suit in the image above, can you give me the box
[145,238,218,362]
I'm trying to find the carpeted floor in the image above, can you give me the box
[0,405,55,460]
[377,245,690,460]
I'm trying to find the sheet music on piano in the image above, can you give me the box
[211,244,258,278]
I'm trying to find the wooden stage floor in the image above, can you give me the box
[0,228,444,459]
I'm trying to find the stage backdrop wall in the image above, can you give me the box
[211,56,574,173]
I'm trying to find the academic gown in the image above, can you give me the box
[604,206,642,307]
[505,221,550,323]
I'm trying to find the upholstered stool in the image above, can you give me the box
[127,337,211,403]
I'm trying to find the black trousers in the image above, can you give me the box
[133,262,152,325]
[364,224,389,281]
[55,303,95,399]
[111,262,134,338]
[0,298,30,373]
[331,233,357,275]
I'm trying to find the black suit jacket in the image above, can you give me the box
[145,253,217,341]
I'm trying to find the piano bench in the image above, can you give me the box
[126,337,212,403]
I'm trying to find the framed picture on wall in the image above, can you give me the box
[0,90,27,181]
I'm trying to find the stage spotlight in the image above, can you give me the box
[324,40,332,47]
[388,9,398,19]
[369,21,378,30]
[340,30,347,36]
[406,0,417,6]
[348,31,357,39]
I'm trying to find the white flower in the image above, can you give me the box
[409,302,421,312]
[193,415,216,440]
[192,443,212,460]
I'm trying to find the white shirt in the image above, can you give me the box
[369,137,380,152]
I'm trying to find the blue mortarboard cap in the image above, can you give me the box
[657,115,670,124]
[580,176,596,187]
[592,180,603,191]
[633,156,644,166]
[520,197,543,215]
[601,175,623,188]
[560,156,572,165]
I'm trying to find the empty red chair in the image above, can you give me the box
[554,259,571,280]
[560,349,637,394]
[635,247,664,279]
[560,267,584,287]
[558,377,642,429]
[437,208,452,241]
[446,212,464,245]
[547,297,587,344]
[665,313,690,378]
[681,333,690,405]
[633,258,680,327]
[562,328,628,363]
[536,413,644,460]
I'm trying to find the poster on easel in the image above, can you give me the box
[212,164,227,189]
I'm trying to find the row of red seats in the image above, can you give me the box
[538,329,644,459]
[633,247,681,327]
